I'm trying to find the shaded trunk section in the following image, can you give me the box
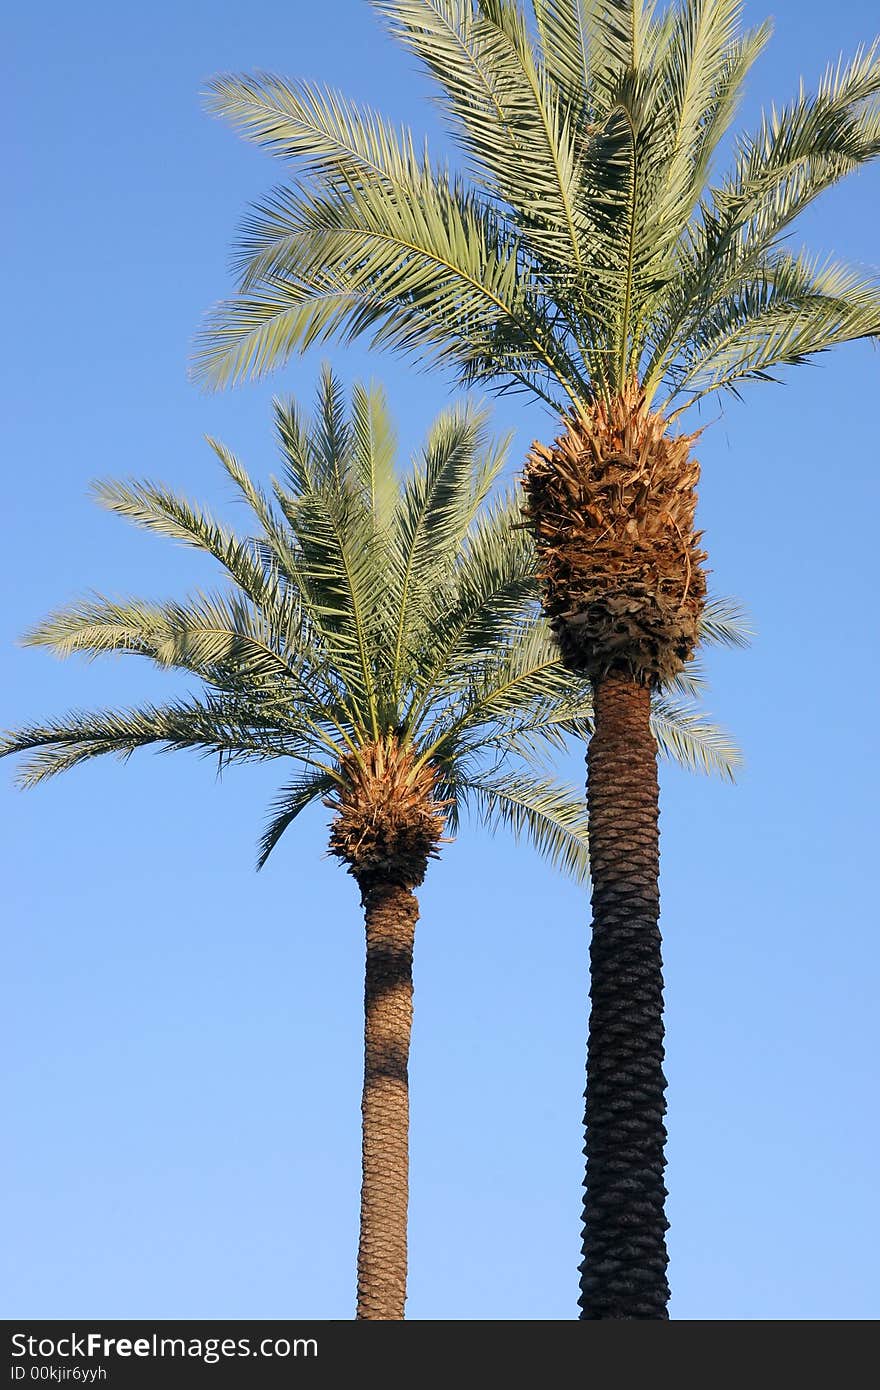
[356,877,418,1320]
[579,674,670,1319]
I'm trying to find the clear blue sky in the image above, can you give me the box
[4,0,878,1321]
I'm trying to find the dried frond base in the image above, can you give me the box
[522,383,708,687]
[327,737,446,891]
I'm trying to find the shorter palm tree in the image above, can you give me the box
[1,372,737,1318]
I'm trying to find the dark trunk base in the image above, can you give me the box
[579,674,670,1320]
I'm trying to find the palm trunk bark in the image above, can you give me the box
[355,875,418,1320]
[579,673,670,1319]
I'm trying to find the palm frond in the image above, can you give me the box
[650,694,741,778]
[723,36,880,244]
[413,489,535,681]
[699,594,752,649]
[655,2,771,238]
[349,380,399,529]
[192,172,581,406]
[257,768,341,868]
[532,0,597,99]
[21,587,346,716]
[205,72,424,190]
[390,402,495,683]
[457,769,590,879]
[673,254,880,402]
[92,477,273,603]
[419,620,567,760]
[376,0,588,271]
[0,697,305,789]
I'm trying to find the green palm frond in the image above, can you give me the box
[204,72,424,190]
[206,434,297,567]
[271,464,387,733]
[22,593,177,662]
[349,380,399,529]
[420,622,568,762]
[197,0,880,412]
[721,36,880,245]
[412,490,534,686]
[1,697,307,790]
[698,595,752,649]
[92,477,274,604]
[390,402,500,682]
[268,371,400,731]
[667,255,880,405]
[193,166,582,406]
[531,1,596,99]
[258,769,342,869]
[375,0,589,272]
[649,693,741,778]
[456,770,590,880]
[23,589,295,682]
[21,587,353,741]
[653,2,772,237]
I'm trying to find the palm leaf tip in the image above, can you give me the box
[650,697,742,782]
[699,595,753,649]
[460,772,590,881]
[257,769,340,869]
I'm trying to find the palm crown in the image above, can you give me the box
[194,0,880,417]
[2,372,738,875]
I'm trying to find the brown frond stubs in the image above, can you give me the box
[327,738,447,892]
[522,386,708,687]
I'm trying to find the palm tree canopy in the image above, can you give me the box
[194,0,880,418]
[1,373,740,875]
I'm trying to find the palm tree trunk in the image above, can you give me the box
[579,673,670,1319]
[356,876,418,1320]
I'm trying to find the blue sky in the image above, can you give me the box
[3,0,878,1320]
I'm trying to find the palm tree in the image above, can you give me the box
[0,372,737,1319]
[191,0,880,1317]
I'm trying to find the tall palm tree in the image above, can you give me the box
[192,0,880,1317]
[0,373,736,1319]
